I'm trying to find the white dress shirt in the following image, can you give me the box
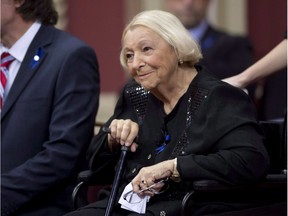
[0,21,41,101]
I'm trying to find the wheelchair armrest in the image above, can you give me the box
[192,174,287,192]
[78,170,93,182]
[72,170,113,210]
[192,179,235,191]
[181,179,250,216]
[72,170,94,210]
[77,170,104,185]
[181,174,287,216]
[77,169,114,185]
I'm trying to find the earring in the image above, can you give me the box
[178,59,183,65]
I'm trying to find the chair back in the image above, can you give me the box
[260,117,287,174]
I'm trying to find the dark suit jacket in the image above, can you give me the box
[1,25,100,216]
[199,26,253,79]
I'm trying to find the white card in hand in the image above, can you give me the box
[118,182,149,214]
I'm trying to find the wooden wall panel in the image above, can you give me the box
[248,0,286,60]
[247,0,287,120]
[66,0,126,92]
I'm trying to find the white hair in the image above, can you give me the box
[120,10,202,69]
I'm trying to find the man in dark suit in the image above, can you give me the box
[1,0,100,215]
[164,0,253,79]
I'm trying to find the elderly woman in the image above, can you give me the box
[66,10,269,216]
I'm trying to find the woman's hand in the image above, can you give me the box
[131,160,174,197]
[107,119,139,152]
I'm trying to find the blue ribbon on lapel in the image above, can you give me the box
[31,48,44,69]
[155,134,171,154]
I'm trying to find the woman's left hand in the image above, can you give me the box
[131,160,174,196]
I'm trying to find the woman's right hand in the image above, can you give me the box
[107,119,139,152]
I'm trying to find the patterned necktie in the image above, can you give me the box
[1,52,15,109]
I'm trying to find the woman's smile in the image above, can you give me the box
[137,71,154,80]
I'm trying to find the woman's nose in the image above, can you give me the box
[132,54,145,71]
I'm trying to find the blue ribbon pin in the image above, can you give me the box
[31,48,44,69]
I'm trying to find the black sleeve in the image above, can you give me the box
[178,84,270,185]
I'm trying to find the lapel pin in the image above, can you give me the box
[33,55,40,61]
[31,48,44,68]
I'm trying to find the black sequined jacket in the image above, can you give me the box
[87,67,269,213]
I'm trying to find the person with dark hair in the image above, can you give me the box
[15,0,58,25]
[1,0,100,215]
[65,10,269,216]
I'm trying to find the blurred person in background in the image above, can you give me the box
[164,0,253,79]
[165,0,287,120]
[1,0,100,215]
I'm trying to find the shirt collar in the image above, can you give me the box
[188,20,209,43]
[1,21,41,63]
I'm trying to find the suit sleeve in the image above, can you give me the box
[1,45,100,214]
[202,36,253,79]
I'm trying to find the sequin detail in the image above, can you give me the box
[126,85,149,124]
[171,87,209,157]
[171,132,188,158]
[187,87,209,126]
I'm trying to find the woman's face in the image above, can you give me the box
[122,26,178,91]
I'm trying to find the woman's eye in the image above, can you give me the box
[126,53,133,60]
[143,47,152,52]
